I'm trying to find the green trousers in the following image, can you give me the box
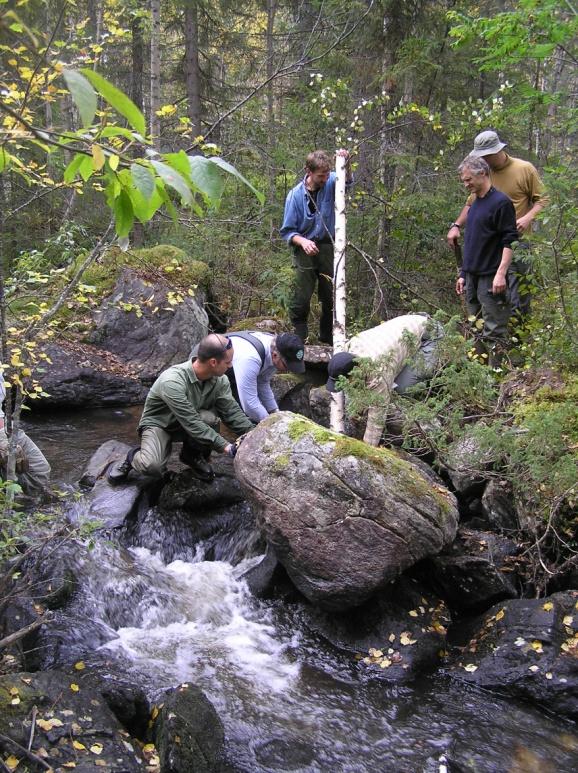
[289,242,334,343]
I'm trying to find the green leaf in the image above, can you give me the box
[128,185,163,223]
[163,150,194,183]
[0,148,13,173]
[64,154,86,183]
[63,70,97,128]
[209,157,264,204]
[113,190,135,237]
[78,155,95,182]
[188,156,226,203]
[99,126,140,140]
[80,69,146,136]
[131,163,155,200]
[150,160,192,204]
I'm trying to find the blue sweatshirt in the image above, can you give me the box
[461,187,518,278]
[280,173,338,244]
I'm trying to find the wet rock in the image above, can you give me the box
[152,682,226,773]
[91,266,209,381]
[0,670,145,771]
[158,456,245,512]
[448,590,578,721]
[302,576,451,682]
[79,439,134,489]
[253,736,315,769]
[240,544,294,600]
[481,479,521,532]
[235,412,459,610]
[38,341,147,408]
[419,528,520,614]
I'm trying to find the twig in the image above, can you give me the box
[28,706,38,752]
[0,732,53,770]
[0,615,48,652]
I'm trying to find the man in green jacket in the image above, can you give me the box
[108,333,255,483]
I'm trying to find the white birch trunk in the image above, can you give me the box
[330,153,347,433]
[150,0,161,150]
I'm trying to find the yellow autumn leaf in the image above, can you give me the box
[62,763,76,769]
[72,740,86,750]
[70,683,80,692]
[11,696,21,705]
[9,687,19,696]
[545,672,553,680]
[90,743,103,755]
[409,610,418,617]
[5,756,20,771]
[531,640,544,653]
[150,705,159,720]
[108,154,120,171]
[495,609,505,620]
[464,664,478,672]
[21,367,31,376]
[74,661,86,670]
[400,632,417,646]
[37,717,63,731]
[388,633,396,642]
[563,616,573,627]
[379,658,392,668]
[92,144,105,171]
[542,602,554,611]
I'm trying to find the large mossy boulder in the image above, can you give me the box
[234,412,459,610]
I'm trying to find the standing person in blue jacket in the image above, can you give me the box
[280,149,352,345]
[455,155,518,365]
[225,332,305,423]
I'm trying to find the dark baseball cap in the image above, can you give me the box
[326,352,356,392]
[276,333,306,374]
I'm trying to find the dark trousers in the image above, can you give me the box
[509,244,532,318]
[289,242,334,343]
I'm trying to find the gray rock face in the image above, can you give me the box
[422,528,520,614]
[234,412,459,610]
[448,591,578,721]
[38,342,147,407]
[0,670,145,771]
[92,268,209,381]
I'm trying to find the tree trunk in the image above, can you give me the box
[330,153,347,434]
[184,0,202,141]
[150,0,161,150]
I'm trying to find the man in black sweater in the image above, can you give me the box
[455,155,518,363]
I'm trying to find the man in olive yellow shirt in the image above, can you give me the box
[447,130,548,318]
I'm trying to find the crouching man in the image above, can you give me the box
[108,334,255,484]
[0,378,51,500]
[326,314,442,447]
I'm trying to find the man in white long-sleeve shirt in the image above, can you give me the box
[0,376,51,498]
[326,314,442,446]
[226,332,306,422]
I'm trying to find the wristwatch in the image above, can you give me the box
[450,222,461,229]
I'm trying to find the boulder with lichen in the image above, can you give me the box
[234,412,459,610]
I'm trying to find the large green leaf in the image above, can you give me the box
[150,160,192,204]
[80,69,146,136]
[63,70,97,128]
[113,190,135,237]
[188,156,226,203]
[131,163,155,200]
[209,157,265,204]
[78,155,95,182]
[63,153,86,183]
[128,185,164,223]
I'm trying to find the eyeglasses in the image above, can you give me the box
[220,336,232,352]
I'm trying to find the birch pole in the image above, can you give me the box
[330,151,347,433]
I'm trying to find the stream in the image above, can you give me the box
[22,408,578,773]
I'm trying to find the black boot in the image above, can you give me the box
[179,443,214,482]
[107,447,139,485]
